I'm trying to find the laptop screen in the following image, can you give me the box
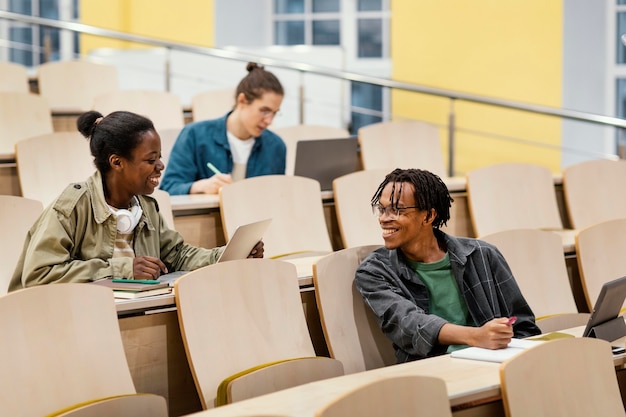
[582,275,626,340]
[293,137,361,191]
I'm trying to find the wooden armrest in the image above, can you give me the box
[46,394,167,417]
[216,357,344,406]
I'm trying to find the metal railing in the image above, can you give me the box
[2,10,626,176]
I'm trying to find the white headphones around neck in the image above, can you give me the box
[110,197,143,234]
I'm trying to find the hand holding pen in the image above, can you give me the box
[189,162,233,194]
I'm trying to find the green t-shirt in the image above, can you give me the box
[407,253,471,353]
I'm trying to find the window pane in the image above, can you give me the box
[618,13,626,64]
[274,0,305,13]
[9,0,32,14]
[350,113,383,135]
[9,27,33,66]
[352,81,383,111]
[358,18,383,58]
[312,0,339,13]
[358,0,382,11]
[274,21,305,45]
[312,20,340,45]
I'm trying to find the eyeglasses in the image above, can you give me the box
[259,108,280,119]
[371,203,419,220]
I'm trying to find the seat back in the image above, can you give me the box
[219,175,333,258]
[150,188,176,230]
[500,338,624,417]
[315,375,452,417]
[174,259,319,408]
[0,195,43,295]
[15,132,94,208]
[466,163,563,237]
[0,284,137,417]
[562,159,626,229]
[93,90,184,131]
[313,245,396,374]
[37,60,119,112]
[480,229,578,319]
[0,92,53,156]
[357,120,446,176]
[0,61,29,93]
[333,169,388,248]
[191,88,235,121]
[158,127,182,168]
[575,218,626,311]
[273,124,350,175]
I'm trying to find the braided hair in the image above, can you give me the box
[371,168,454,229]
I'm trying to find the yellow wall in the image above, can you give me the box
[391,0,562,174]
[79,0,214,54]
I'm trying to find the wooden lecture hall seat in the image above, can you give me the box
[0,284,167,417]
[37,60,119,112]
[0,92,53,158]
[500,338,624,417]
[93,90,185,132]
[466,162,576,252]
[175,259,344,409]
[480,229,589,333]
[0,61,29,93]
[15,131,94,208]
[0,195,43,295]
[332,169,388,248]
[575,218,626,312]
[219,175,333,259]
[357,120,446,177]
[313,245,396,375]
[562,158,626,230]
[191,88,235,122]
[315,375,452,417]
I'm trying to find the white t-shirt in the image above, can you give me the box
[227,130,255,181]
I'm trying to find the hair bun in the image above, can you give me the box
[246,62,264,72]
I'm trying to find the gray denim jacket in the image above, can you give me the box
[355,229,540,362]
[10,171,223,291]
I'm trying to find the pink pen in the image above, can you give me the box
[506,316,517,325]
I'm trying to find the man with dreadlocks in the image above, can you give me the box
[355,168,540,362]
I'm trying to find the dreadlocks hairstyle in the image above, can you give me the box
[371,168,454,229]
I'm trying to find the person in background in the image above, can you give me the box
[160,62,286,195]
[9,110,263,291]
[355,168,540,362]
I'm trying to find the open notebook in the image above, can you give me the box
[451,275,626,363]
[159,218,272,286]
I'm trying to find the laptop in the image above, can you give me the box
[293,137,361,191]
[159,218,272,286]
[582,275,626,342]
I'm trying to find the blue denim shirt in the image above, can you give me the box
[355,229,541,362]
[160,112,286,195]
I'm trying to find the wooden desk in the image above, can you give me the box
[166,324,626,417]
[184,353,505,417]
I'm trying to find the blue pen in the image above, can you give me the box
[207,162,222,175]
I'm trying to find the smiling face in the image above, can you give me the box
[116,129,164,197]
[377,181,431,251]
[237,91,283,138]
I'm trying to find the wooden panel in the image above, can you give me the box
[119,311,202,417]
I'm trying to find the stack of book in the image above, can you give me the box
[91,278,172,299]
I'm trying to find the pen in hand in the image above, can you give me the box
[207,162,222,175]
[506,316,517,325]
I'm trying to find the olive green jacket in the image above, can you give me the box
[9,171,223,291]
